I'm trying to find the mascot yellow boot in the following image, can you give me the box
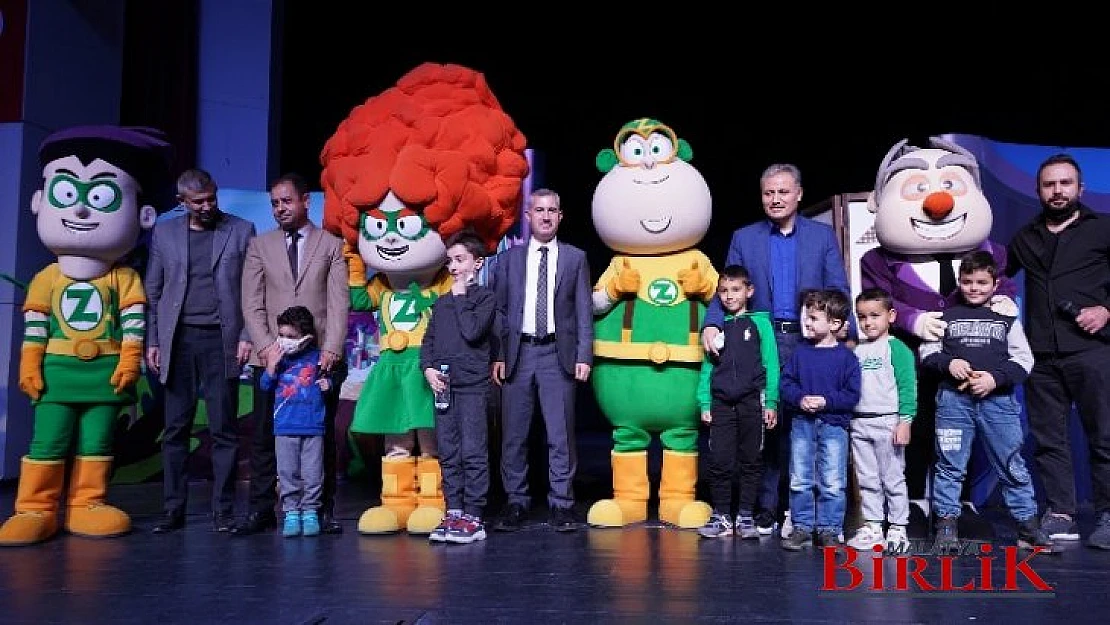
[658,450,712,529]
[409,456,445,535]
[587,451,649,527]
[66,457,131,537]
[358,456,418,534]
[0,458,66,545]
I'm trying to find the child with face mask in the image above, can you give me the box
[259,305,334,537]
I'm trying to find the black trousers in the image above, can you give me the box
[246,361,346,517]
[1026,345,1110,515]
[707,398,763,516]
[436,387,490,517]
[161,324,239,516]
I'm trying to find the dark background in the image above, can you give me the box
[271,17,1110,269]
[118,4,1110,270]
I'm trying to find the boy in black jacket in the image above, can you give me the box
[921,251,1052,552]
[696,265,779,539]
[421,230,497,544]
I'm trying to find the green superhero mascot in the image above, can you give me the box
[0,126,171,546]
[588,119,715,529]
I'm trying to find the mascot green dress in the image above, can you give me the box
[320,63,527,535]
[0,125,171,545]
[587,119,715,529]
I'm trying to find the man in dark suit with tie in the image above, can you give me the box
[491,188,593,532]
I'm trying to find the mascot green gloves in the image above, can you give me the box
[0,126,171,546]
[588,119,715,529]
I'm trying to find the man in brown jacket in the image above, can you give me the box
[234,172,350,535]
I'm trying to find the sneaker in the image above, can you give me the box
[282,511,302,538]
[1041,508,1080,541]
[1016,517,1054,553]
[886,524,910,554]
[754,510,776,536]
[430,511,462,543]
[847,522,885,551]
[301,511,321,537]
[445,514,487,544]
[735,515,760,540]
[780,510,793,540]
[781,527,813,551]
[1088,511,1110,551]
[935,516,959,553]
[698,513,734,539]
[815,531,842,548]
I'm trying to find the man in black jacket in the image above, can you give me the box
[1006,153,1110,549]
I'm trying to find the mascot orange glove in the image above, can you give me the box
[110,341,144,394]
[605,258,642,300]
[19,343,46,401]
[677,260,713,300]
[344,241,367,287]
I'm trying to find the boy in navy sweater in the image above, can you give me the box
[421,230,497,544]
[920,251,1052,552]
[695,265,779,539]
[259,306,333,538]
[781,289,861,551]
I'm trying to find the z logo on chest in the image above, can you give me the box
[61,283,105,331]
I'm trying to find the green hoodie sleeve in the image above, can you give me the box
[748,312,780,410]
[697,356,714,413]
[889,336,918,422]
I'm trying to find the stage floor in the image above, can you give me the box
[2,440,1110,624]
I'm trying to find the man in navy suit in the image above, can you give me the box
[701,164,851,536]
[490,188,594,532]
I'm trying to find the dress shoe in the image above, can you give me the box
[319,513,343,535]
[212,512,236,533]
[152,512,185,534]
[229,511,278,536]
[550,506,578,533]
[494,503,528,532]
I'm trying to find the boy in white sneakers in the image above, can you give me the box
[848,288,916,552]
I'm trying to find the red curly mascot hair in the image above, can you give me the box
[319,63,529,253]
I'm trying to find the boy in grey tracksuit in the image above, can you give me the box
[849,288,917,552]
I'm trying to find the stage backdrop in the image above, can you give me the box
[807,133,1108,509]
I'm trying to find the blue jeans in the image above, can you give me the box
[788,415,848,533]
[933,388,1036,521]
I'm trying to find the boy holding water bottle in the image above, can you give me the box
[421,230,498,544]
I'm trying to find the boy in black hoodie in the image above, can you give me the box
[696,265,779,539]
[421,230,497,544]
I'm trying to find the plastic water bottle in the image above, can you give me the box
[433,364,451,410]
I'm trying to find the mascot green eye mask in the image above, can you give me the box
[596,118,694,173]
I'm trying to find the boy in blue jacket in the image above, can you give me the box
[259,306,333,538]
[781,289,861,551]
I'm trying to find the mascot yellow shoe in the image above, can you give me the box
[407,456,445,535]
[658,450,712,529]
[65,456,131,538]
[359,456,418,534]
[588,451,649,527]
[0,458,65,546]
